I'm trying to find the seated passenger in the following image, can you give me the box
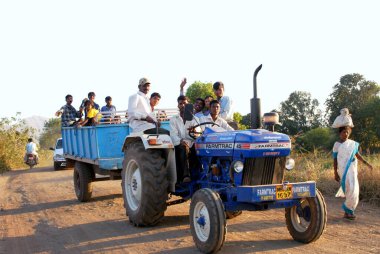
[150,92,161,111]
[101,96,116,123]
[200,100,234,132]
[78,100,101,127]
[80,92,100,118]
[170,95,200,183]
[203,95,213,116]
[194,97,205,118]
[213,81,238,130]
[128,77,169,134]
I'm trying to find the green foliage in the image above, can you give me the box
[241,113,251,128]
[233,112,249,130]
[279,91,323,135]
[185,81,214,103]
[355,97,380,150]
[295,127,336,152]
[39,118,61,149]
[0,114,34,173]
[325,73,380,124]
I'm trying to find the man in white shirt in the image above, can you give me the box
[24,138,39,164]
[128,77,169,134]
[170,95,200,183]
[200,100,234,132]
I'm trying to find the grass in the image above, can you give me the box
[285,152,380,206]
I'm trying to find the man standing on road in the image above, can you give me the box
[128,77,169,134]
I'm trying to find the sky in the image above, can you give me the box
[0,0,379,120]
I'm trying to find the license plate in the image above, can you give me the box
[276,184,292,200]
[61,163,67,166]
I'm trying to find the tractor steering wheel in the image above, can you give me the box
[188,122,221,139]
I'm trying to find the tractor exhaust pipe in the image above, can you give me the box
[251,64,262,129]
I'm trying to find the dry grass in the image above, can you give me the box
[285,152,380,206]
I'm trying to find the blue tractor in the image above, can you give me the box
[121,65,326,253]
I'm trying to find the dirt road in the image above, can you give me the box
[1,166,379,254]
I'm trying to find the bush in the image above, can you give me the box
[0,115,35,173]
[295,127,336,152]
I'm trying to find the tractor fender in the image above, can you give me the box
[122,133,177,192]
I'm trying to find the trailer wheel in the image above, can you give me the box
[54,162,60,171]
[122,142,168,226]
[190,188,226,253]
[285,189,327,243]
[73,162,93,202]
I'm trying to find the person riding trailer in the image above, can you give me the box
[127,77,169,135]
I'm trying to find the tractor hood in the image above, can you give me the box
[195,129,291,158]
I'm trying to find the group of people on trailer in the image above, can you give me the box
[56,77,237,183]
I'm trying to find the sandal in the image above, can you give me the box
[344,212,356,220]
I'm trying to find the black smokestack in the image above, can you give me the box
[250,64,262,129]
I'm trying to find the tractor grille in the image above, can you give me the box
[242,157,285,186]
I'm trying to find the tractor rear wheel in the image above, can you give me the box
[285,189,327,243]
[122,142,168,226]
[190,188,226,253]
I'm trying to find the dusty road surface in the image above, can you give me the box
[1,166,379,254]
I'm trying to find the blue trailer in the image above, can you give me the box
[61,110,175,201]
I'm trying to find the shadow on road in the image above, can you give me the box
[1,194,122,216]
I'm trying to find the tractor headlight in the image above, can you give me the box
[285,158,295,171]
[232,160,244,173]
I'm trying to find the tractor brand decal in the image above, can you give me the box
[263,151,280,156]
[205,143,234,149]
[293,185,311,198]
[257,187,275,196]
[293,186,310,193]
[263,136,283,140]
[250,142,290,149]
[260,195,274,201]
[235,143,250,149]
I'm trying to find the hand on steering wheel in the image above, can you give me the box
[188,122,220,139]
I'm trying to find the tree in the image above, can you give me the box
[39,118,61,149]
[279,91,323,135]
[354,97,380,150]
[325,73,380,124]
[185,81,214,103]
[325,74,380,148]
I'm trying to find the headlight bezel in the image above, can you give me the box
[232,160,244,173]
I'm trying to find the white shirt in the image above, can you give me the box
[169,115,200,147]
[200,114,234,132]
[128,91,156,133]
[26,142,38,155]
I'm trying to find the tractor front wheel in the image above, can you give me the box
[190,188,226,253]
[285,189,327,243]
